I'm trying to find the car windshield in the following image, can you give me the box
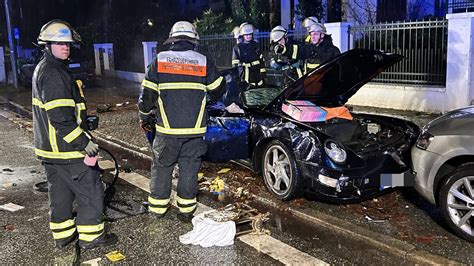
[242,87,283,108]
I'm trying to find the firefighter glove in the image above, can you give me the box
[84,140,99,157]
[140,116,154,132]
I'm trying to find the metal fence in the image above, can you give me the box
[448,0,474,12]
[351,19,448,86]
[199,31,307,69]
[199,31,306,86]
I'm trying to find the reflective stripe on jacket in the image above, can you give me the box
[138,41,224,138]
[32,52,90,163]
[232,40,265,86]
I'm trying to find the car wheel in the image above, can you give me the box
[439,164,474,242]
[262,140,302,200]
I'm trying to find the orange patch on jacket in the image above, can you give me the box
[158,62,207,77]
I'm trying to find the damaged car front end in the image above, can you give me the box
[205,49,420,203]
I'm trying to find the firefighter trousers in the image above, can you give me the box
[149,135,207,215]
[43,161,105,245]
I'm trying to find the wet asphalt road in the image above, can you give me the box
[1,78,473,263]
[0,115,410,264]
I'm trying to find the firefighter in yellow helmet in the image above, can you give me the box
[138,21,224,222]
[231,22,266,87]
[33,20,117,249]
[269,25,303,85]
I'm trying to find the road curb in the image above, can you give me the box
[0,98,461,265]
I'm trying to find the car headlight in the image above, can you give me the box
[324,140,347,164]
[416,131,434,150]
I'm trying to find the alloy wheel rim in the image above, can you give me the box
[446,176,474,236]
[263,145,291,196]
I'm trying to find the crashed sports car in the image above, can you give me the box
[204,49,420,203]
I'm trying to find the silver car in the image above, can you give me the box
[412,106,474,242]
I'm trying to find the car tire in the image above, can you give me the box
[438,163,474,242]
[262,140,303,200]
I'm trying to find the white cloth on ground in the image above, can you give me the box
[179,212,236,247]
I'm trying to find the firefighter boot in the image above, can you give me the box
[79,233,118,250]
[55,231,78,249]
[177,210,195,223]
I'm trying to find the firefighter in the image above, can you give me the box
[232,23,266,87]
[138,21,224,222]
[232,26,243,44]
[274,22,340,74]
[303,16,319,43]
[304,22,341,73]
[32,20,117,249]
[269,25,303,85]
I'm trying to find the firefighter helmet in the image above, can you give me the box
[240,23,254,35]
[232,26,241,39]
[270,26,287,43]
[308,22,327,33]
[303,16,319,29]
[37,20,81,45]
[169,21,199,40]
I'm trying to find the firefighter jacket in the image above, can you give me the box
[232,40,266,86]
[270,39,304,82]
[32,51,90,164]
[138,41,224,138]
[284,35,341,74]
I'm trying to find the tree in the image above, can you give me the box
[194,9,233,35]
[295,0,324,22]
[343,0,377,25]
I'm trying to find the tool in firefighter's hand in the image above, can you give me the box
[84,154,98,166]
[139,119,153,132]
[274,44,285,55]
[84,140,99,157]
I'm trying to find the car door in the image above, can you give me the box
[204,115,250,162]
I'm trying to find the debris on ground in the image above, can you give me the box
[2,182,15,188]
[2,168,13,172]
[217,168,231,174]
[27,216,42,221]
[105,251,125,262]
[82,257,102,265]
[198,172,205,182]
[210,177,225,194]
[0,202,24,212]
[180,203,270,247]
[364,215,387,223]
[180,210,237,247]
[3,224,16,231]
[115,101,130,107]
[96,104,113,113]
[415,235,436,244]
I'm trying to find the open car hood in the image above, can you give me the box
[264,49,403,110]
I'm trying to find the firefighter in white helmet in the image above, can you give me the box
[274,22,340,74]
[232,26,243,44]
[269,25,303,85]
[231,22,266,87]
[138,21,224,222]
[303,16,319,43]
[33,19,118,250]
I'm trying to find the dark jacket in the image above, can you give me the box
[270,38,304,83]
[284,35,341,73]
[138,41,224,138]
[32,51,90,164]
[232,40,266,86]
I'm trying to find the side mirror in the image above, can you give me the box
[86,115,99,131]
